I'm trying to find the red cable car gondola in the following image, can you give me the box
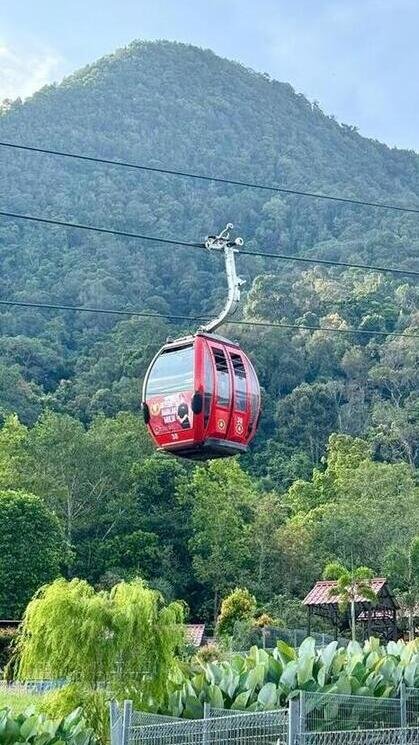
[142,225,261,459]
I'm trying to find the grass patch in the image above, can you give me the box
[0,687,42,713]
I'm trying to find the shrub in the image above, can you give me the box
[217,588,256,637]
[254,613,276,628]
[195,644,222,664]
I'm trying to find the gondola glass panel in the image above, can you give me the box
[146,346,194,396]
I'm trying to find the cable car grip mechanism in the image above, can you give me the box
[200,224,245,333]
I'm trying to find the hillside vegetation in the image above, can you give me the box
[0,40,418,622]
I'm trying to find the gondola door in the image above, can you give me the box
[226,349,252,444]
[205,344,233,442]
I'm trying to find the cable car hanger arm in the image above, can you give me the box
[200,223,245,334]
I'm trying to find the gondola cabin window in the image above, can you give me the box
[213,348,230,408]
[146,345,194,397]
[230,353,247,412]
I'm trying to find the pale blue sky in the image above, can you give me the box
[1,0,418,151]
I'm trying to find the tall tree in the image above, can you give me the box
[0,490,64,617]
[385,537,419,640]
[179,460,258,624]
[0,414,27,489]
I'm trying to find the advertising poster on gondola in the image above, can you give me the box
[149,391,193,435]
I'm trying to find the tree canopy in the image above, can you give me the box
[0,490,64,617]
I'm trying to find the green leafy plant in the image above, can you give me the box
[41,686,108,745]
[0,705,96,745]
[161,637,419,718]
[0,490,64,618]
[195,644,223,664]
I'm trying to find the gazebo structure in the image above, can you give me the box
[302,578,399,642]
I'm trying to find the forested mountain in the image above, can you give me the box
[0,40,418,624]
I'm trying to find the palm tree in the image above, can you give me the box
[323,561,377,642]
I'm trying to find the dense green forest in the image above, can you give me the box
[0,40,418,624]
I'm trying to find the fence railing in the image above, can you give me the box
[298,728,419,745]
[261,628,348,651]
[208,707,249,718]
[131,712,184,726]
[131,711,288,745]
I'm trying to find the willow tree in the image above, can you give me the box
[16,578,185,707]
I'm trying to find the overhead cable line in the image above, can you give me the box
[1,209,418,279]
[0,298,418,339]
[0,209,201,248]
[2,140,419,216]
[239,249,419,278]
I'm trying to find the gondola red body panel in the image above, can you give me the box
[142,332,261,459]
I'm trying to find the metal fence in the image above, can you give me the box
[208,707,248,718]
[408,688,419,728]
[110,703,288,745]
[230,627,348,652]
[110,689,419,745]
[260,629,348,651]
[300,691,402,732]
[0,678,66,694]
[131,712,183,726]
[130,711,288,745]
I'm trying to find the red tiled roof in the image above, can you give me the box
[303,578,388,606]
[185,624,205,646]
